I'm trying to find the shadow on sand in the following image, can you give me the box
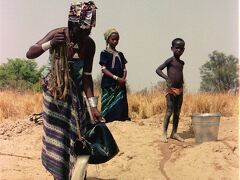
[178,127,195,140]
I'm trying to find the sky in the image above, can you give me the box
[0,0,238,92]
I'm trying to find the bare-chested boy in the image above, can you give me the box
[156,38,185,143]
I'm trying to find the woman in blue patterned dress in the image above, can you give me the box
[26,2,104,179]
[99,28,130,122]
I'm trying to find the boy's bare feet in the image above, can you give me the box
[161,134,168,143]
[170,133,184,142]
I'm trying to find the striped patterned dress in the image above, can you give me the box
[41,58,89,180]
[99,50,130,122]
[101,86,129,122]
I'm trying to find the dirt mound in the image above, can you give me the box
[0,118,39,140]
[0,116,239,180]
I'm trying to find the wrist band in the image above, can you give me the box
[88,96,98,108]
[41,41,52,51]
[113,75,119,80]
[84,72,92,76]
[101,66,106,70]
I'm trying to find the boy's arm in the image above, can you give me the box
[156,63,168,80]
[156,60,172,87]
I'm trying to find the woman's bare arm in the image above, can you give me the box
[26,28,66,59]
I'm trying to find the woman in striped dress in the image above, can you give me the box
[26,2,104,179]
[99,28,130,122]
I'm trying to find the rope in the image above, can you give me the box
[48,43,69,100]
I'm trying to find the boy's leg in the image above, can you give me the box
[170,94,184,142]
[162,94,174,143]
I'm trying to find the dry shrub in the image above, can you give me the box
[128,90,166,119]
[0,90,238,121]
[128,89,238,119]
[0,91,42,121]
[181,93,238,117]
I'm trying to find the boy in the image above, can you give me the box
[156,38,185,143]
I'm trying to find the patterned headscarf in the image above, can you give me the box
[68,1,97,29]
[104,28,119,42]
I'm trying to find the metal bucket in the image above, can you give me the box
[190,113,221,143]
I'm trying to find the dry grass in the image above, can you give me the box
[181,93,238,117]
[0,91,42,122]
[128,90,238,119]
[0,90,238,121]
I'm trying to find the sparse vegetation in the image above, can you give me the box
[0,89,238,121]
[0,91,42,121]
[128,88,238,119]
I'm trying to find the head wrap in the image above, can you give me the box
[104,28,119,42]
[68,1,97,29]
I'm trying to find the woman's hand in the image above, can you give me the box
[50,30,66,47]
[117,77,126,87]
[91,107,106,123]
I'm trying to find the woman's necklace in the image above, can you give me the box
[67,42,74,49]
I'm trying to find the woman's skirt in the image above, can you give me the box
[41,88,87,180]
[101,86,129,122]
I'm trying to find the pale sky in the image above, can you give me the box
[0,0,238,92]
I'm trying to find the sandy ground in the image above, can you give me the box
[0,115,238,180]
